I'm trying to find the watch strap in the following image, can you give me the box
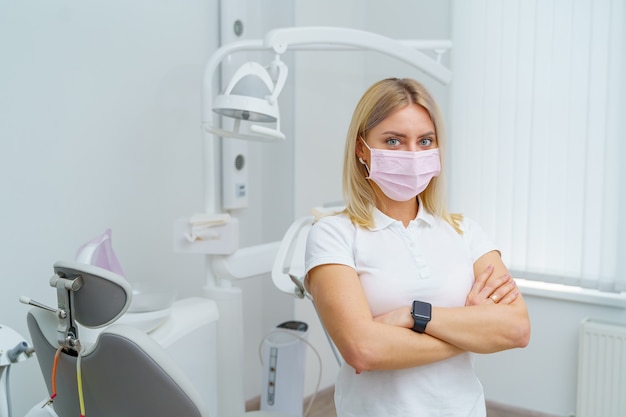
[412,317,429,333]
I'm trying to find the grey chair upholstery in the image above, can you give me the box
[26,261,208,417]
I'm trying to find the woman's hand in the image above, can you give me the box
[426,251,530,353]
[465,264,519,306]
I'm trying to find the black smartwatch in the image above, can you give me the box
[410,300,432,333]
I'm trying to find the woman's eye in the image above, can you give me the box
[386,138,401,146]
[419,137,433,147]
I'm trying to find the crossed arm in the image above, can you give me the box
[306,250,530,373]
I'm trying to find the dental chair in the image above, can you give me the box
[25,261,209,417]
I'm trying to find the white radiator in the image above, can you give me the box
[577,319,626,417]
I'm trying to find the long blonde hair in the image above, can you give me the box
[341,78,462,233]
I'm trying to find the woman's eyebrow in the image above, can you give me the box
[379,130,436,138]
[380,131,407,137]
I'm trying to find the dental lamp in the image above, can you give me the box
[211,57,288,141]
[200,26,451,417]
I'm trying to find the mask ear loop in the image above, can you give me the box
[357,136,372,175]
[358,157,371,175]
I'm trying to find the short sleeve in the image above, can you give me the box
[460,216,499,262]
[305,215,356,275]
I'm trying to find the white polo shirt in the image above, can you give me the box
[305,205,496,417]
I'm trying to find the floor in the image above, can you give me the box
[247,386,557,417]
[246,386,335,417]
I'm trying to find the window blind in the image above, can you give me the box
[448,0,625,292]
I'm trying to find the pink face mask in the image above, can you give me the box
[359,138,441,201]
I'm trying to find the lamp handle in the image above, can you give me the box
[267,56,288,105]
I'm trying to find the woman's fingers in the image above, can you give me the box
[495,288,519,305]
[478,273,511,299]
[488,278,519,305]
[465,264,494,305]
[467,270,519,306]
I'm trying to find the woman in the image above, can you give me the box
[304,78,530,417]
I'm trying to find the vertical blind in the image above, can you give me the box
[448,0,625,292]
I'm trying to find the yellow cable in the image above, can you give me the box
[76,348,86,416]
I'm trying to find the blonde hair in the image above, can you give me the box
[341,78,462,233]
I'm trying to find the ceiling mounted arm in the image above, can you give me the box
[264,26,452,84]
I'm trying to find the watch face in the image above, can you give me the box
[412,301,432,320]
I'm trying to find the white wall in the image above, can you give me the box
[0,1,216,414]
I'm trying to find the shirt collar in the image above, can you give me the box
[371,208,396,231]
[371,198,436,230]
[415,199,436,226]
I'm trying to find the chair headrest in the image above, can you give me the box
[53,261,132,328]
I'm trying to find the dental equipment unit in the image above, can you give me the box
[1,324,34,417]
[21,261,219,417]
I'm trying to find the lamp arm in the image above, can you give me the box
[263,26,452,84]
[203,28,453,124]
